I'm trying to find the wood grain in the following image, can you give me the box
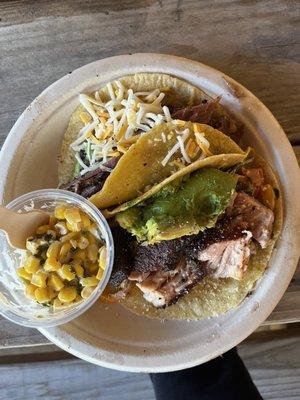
[0,358,156,400]
[0,333,299,400]
[240,335,300,399]
[0,0,299,147]
[0,0,299,349]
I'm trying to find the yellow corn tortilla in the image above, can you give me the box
[90,121,246,210]
[116,154,282,320]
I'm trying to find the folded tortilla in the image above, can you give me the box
[91,121,246,211]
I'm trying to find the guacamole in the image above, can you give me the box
[116,168,238,243]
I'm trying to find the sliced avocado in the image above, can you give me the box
[116,168,238,243]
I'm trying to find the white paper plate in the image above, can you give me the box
[0,54,299,372]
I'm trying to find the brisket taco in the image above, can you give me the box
[58,73,282,320]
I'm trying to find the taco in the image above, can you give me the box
[58,73,243,201]
[90,120,246,211]
[110,154,282,319]
[58,73,282,320]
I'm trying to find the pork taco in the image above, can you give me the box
[58,73,282,320]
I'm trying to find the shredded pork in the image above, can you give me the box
[60,156,119,198]
[226,192,274,248]
[171,98,243,142]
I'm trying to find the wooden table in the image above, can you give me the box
[0,0,299,351]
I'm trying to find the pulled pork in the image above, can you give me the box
[60,156,120,198]
[171,98,243,142]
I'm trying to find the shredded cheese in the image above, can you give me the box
[161,129,190,167]
[160,125,213,168]
[161,141,181,167]
[195,132,213,156]
[177,130,191,164]
[70,81,173,174]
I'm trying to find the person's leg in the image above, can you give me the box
[150,348,262,400]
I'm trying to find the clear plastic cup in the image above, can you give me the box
[0,189,114,328]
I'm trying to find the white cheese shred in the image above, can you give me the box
[71,81,174,175]
[177,133,191,164]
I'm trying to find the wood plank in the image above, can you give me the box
[0,0,299,349]
[0,0,299,148]
[0,332,299,400]
[0,358,156,400]
[239,335,300,399]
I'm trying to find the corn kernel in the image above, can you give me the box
[77,235,89,249]
[17,267,32,281]
[48,273,64,291]
[46,241,61,259]
[86,232,96,245]
[53,298,68,309]
[65,207,81,224]
[36,224,51,234]
[59,242,71,261]
[60,231,78,243]
[96,267,103,280]
[99,246,107,270]
[66,221,81,232]
[73,262,84,278]
[44,258,61,272]
[35,287,51,303]
[80,276,99,287]
[24,256,40,274]
[25,283,38,299]
[81,213,91,229]
[31,270,48,288]
[81,286,96,299]
[58,286,77,303]
[55,221,68,235]
[57,265,75,281]
[88,263,98,274]
[87,244,99,262]
[73,249,86,262]
[54,205,67,219]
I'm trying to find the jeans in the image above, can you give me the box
[150,348,262,400]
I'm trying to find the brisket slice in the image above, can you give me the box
[171,98,243,142]
[132,235,195,274]
[60,156,120,198]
